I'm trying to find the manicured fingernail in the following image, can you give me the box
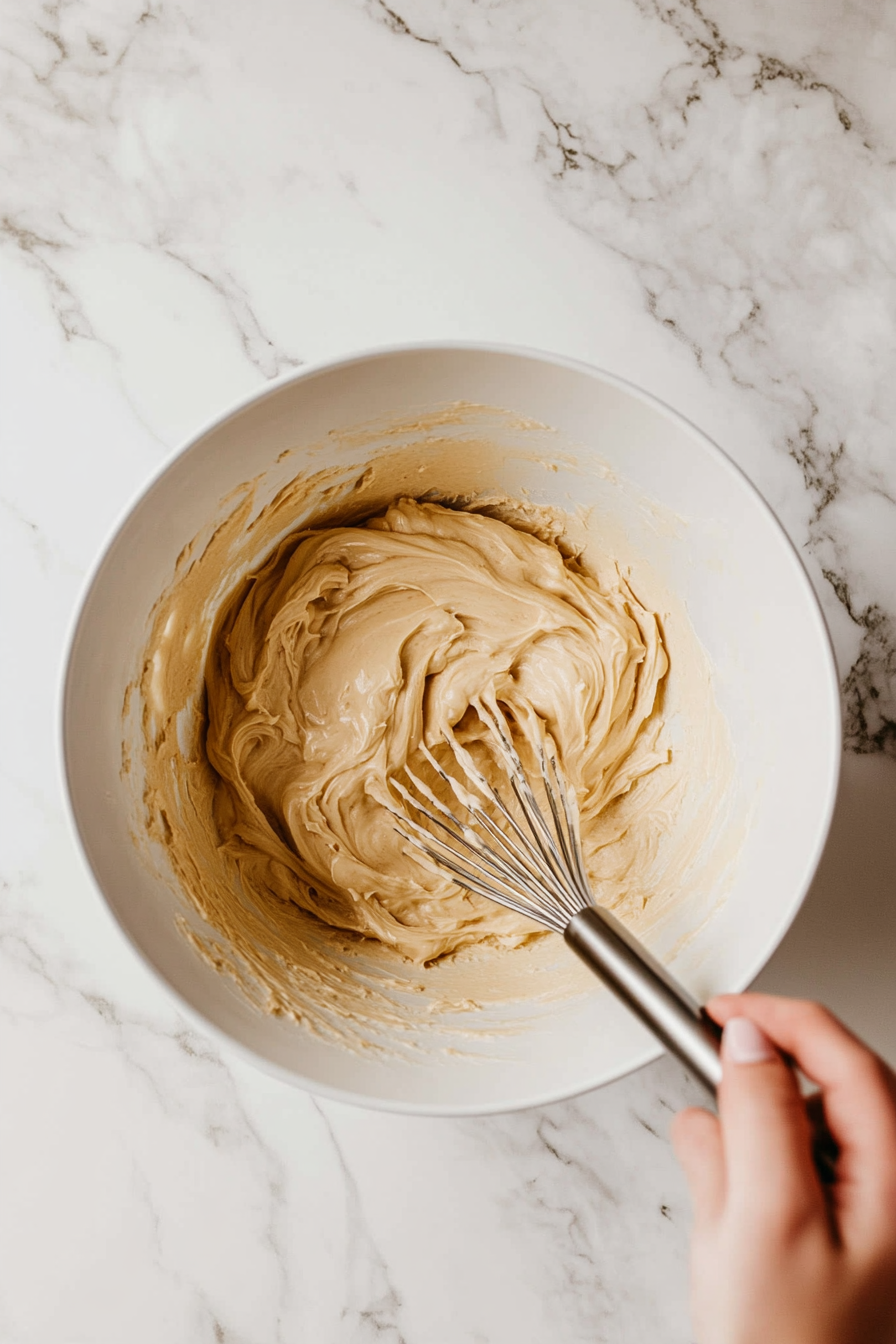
[723,1017,776,1064]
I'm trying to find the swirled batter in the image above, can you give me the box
[130,413,734,1048]
[204,499,668,964]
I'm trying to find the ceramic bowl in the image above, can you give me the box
[62,344,840,1113]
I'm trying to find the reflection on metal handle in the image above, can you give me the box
[564,905,723,1093]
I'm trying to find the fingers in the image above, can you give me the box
[672,1107,724,1228]
[709,994,896,1241]
[717,1016,827,1231]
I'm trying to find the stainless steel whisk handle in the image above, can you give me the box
[564,905,723,1094]
[564,906,840,1184]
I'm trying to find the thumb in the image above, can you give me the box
[672,1107,724,1228]
[719,1016,825,1225]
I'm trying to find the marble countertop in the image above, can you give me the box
[3,1,896,1339]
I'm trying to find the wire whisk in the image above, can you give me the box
[390,702,593,935]
[388,702,839,1183]
[389,699,726,1095]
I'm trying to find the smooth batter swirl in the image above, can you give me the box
[204,499,669,963]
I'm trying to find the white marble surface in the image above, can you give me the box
[2,0,896,1339]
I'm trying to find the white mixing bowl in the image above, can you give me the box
[62,344,841,1114]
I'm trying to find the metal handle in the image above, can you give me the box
[564,905,839,1184]
[564,905,723,1093]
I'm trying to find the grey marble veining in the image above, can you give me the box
[365,0,896,754]
[2,1,895,1340]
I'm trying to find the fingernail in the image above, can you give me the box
[723,1016,776,1064]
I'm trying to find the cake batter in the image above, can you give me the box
[202,498,669,964]
[129,414,733,1046]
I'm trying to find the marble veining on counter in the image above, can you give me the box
[2,1,896,1340]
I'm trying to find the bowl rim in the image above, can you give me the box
[59,339,843,1115]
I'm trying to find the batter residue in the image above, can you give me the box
[129,410,734,1051]
[204,499,669,964]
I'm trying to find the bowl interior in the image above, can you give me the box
[63,346,840,1113]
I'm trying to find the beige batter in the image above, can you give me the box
[203,498,668,964]
[129,408,734,1051]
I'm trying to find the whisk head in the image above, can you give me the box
[388,702,593,934]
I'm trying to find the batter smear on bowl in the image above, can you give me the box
[204,498,669,964]
[132,433,733,1050]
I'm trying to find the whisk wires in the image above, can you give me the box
[388,703,593,934]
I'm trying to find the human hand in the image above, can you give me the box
[672,994,896,1344]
